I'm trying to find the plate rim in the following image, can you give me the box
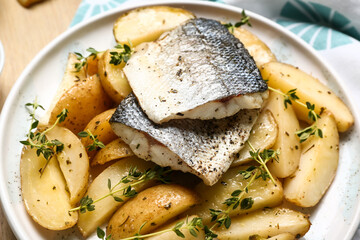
[0,0,359,239]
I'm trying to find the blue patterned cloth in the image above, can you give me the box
[70,0,360,239]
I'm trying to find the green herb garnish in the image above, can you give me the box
[268,87,323,143]
[223,10,252,33]
[69,166,172,213]
[109,43,132,66]
[73,47,101,72]
[20,99,68,175]
[78,129,105,151]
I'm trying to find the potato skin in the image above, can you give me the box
[260,62,354,132]
[106,184,199,239]
[49,75,113,134]
[233,27,276,67]
[91,138,134,166]
[81,108,118,159]
[113,6,195,47]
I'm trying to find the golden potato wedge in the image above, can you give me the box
[49,75,113,134]
[40,53,86,126]
[249,233,296,240]
[284,110,339,207]
[20,146,78,230]
[81,108,118,159]
[45,125,89,205]
[77,156,156,237]
[147,216,204,240]
[86,52,103,77]
[98,49,132,104]
[233,27,276,67]
[113,6,195,47]
[215,208,310,240]
[231,110,278,167]
[91,138,134,166]
[263,90,301,178]
[107,184,199,239]
[260,62,354,132]
[185,166,283,224]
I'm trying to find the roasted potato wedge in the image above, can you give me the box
[40,53,86,126]
[77,156,156,237]
[233,27,276,67]
[185,166,283,224]
[264,90,301,178]
[20,146,78,230]
[107,184,199,239]
[86,52,103,77]
[260,62,354,132]
[113,6,195,47]
[45,125,89,205]
[48,75,113,134]
[98,49,132,104]
[81,108,118,159]
[91,138,134,166]
[215,208,310,240]
[249,233,296,240]
[284,110,339,207]
[147,216,204,240]
[231,110,278,167]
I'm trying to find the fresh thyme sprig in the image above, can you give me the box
[107,216,204,240]
[73,47,101,72]
[268,87,323,143]
[69,166,172,213]
[223,10,252,33]
[97,227,112,240]
[78,129,105,151]
[204,143,278,240]
[109,43,132,66]
[20,99,68,176]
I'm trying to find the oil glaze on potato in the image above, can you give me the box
[91,138,134,166]
[233,27,276,67]
[48,75,113,134]
[260,62,354,132]
[215,208,310,240]
[20,146,78,230]
[113,6,195,47]
[250,233,296,240]
[98,50,132,104]
[81,108,118,159]
[185,166,283,224]
[106,184,199,239]
[45,125,89,205]
[77,156,156,237]
[264,90,301,178]
[284,111,339,207]
[231,110,278,167]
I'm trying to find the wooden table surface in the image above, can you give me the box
[0,0,82,238]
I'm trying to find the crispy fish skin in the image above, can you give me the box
[124,18,268,124]
[110,93,259,186]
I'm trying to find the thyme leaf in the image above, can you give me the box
[78,129,105,151]
[223,10,252,33]
[20,99,68,176]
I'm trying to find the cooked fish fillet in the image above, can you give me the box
[124,18,268,124]
[110,93,259,186]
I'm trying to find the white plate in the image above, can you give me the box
[1,1,359,239]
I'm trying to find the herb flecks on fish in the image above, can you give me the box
[111,217,204,240]
[74,47,101,72]
[223,10,252,33]
[78,129,105,151]
[205,143,278,239]
[20,99,68,176]
[268,87,323,142]
[69,166,172,213]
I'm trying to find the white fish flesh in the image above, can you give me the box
[123,18,268,124]
[110,93,260,186]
